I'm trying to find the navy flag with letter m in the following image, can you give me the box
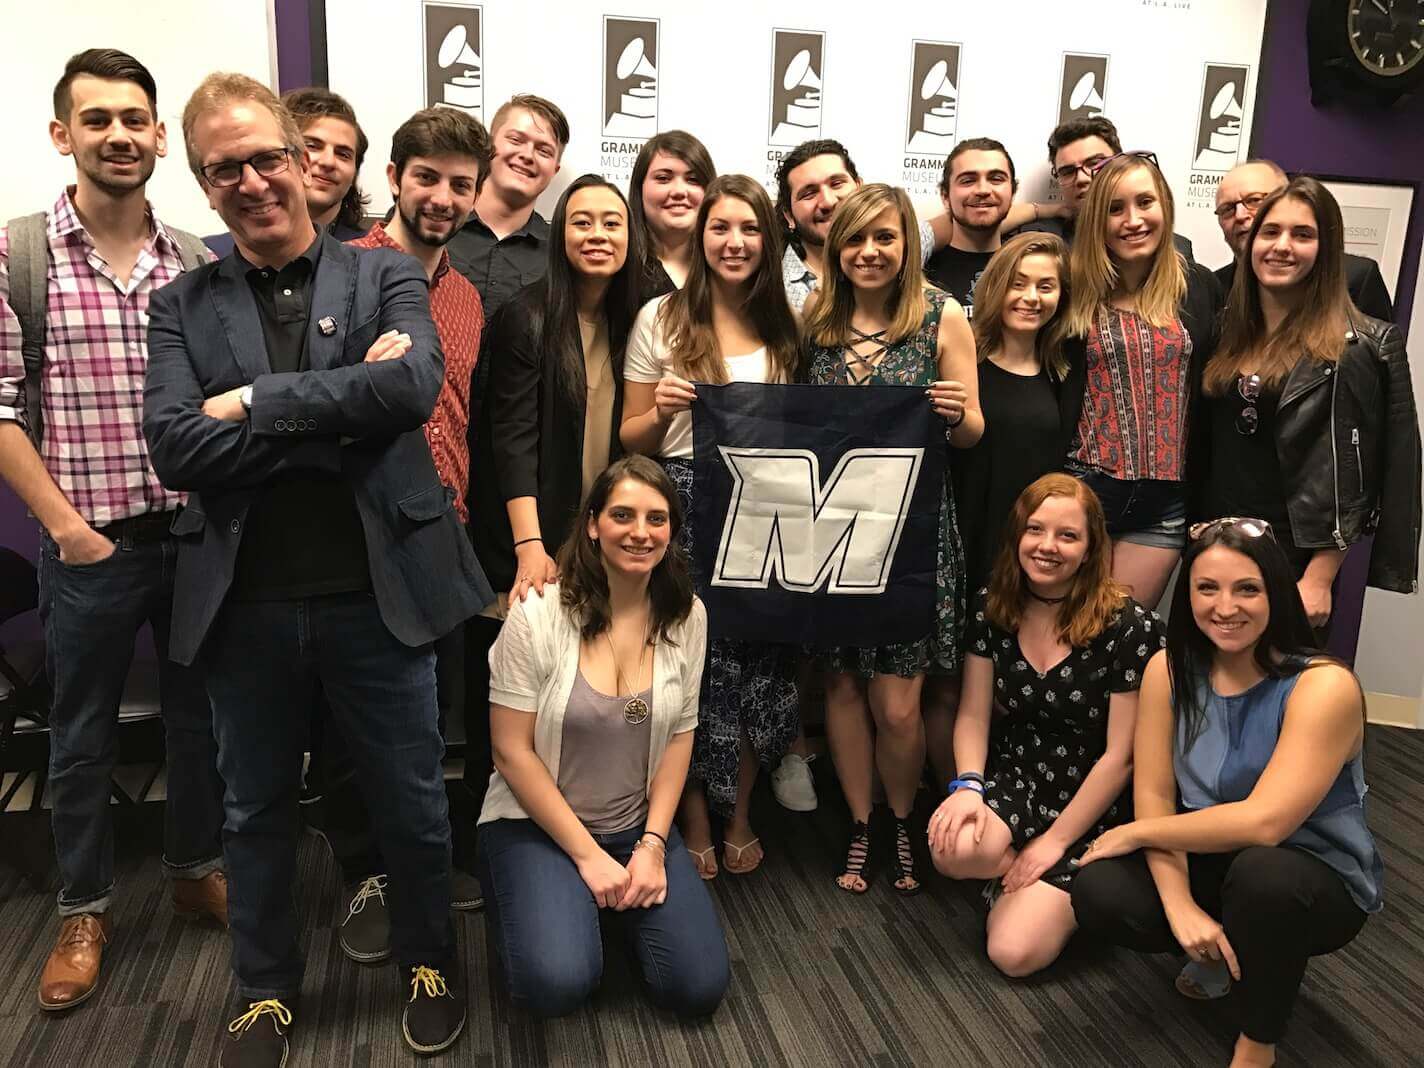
[691,382,943,646]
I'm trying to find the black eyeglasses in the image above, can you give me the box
[1235,372,1262,436]
[1214,191,1271,222]
[1188,516,1275,542]
[1052,153,1111,184]
[200,147,296,188]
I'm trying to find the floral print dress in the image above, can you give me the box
[966,592,1164,887]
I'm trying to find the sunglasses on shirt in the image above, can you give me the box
[1188,516,1275,542]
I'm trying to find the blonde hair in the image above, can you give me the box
[181,72,303,178]
[804,184,929,348]
[971,232,1072,380]
[1065,156,1186,337]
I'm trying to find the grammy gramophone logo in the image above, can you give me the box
[769,29,825,147]
[423,1,483,118]
[1058,54,1108,125]
[1193,63,1248,172]
[904,41,960,156]
[603,17,659,139]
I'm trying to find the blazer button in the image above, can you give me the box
[309,418,317,430]
[296,419,307,431]
[229,519,241,534]
[275,419,287,431]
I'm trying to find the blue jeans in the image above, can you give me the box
[479,819,729,1018]
[1067,463,1187,550]
[202,592,453,999]
[38,531,224,915]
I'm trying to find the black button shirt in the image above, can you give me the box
[445,209,550,323]
[229,234,371,600]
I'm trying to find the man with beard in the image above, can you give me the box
[924,139,1017,320]
[0,48,225,1012]
[332,107,492,957]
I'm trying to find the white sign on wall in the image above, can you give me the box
[325,0,1269,264]
[1321,180,1416,300]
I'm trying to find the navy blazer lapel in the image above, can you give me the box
[209,253,271,382]
[307,234,359,370]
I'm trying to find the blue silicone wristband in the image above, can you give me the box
[948,779,985,796]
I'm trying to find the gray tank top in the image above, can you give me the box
[557,670,652,835]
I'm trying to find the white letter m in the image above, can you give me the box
[710,447,924,595]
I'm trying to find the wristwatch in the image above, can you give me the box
[239,385,254,412]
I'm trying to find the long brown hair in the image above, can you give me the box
[1065,156,1186,337]
[557,455,694,644]
[804,183,929,348]
[657,174,800,384]
[971,231,1072,380]
[986,474,1127,647]
[1206,177,1353,394]
[629,130,717,255]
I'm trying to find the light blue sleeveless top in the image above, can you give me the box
[1174,660,1383,914]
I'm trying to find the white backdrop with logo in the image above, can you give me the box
[326,0,1268,268]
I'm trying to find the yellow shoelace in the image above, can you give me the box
[409,965,448,1003]
[228,999,292,1034]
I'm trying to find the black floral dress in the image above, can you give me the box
[806,289,967,678]
[966,592,1164,887]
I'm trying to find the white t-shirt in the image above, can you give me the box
[624,294,776,460]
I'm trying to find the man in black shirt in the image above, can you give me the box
[1212,159,1394,321]
[924,138,1016,320]
[145,74,490,1066]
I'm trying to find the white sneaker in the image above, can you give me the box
[772,753,818,811]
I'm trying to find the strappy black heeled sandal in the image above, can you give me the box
[890,814,923,896]
[836,820,872,894]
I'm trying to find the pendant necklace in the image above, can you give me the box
[605,622,652,725]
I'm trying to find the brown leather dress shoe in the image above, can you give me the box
[173,870,229,928]
[38,913,111,1011]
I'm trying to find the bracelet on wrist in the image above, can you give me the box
[955,771,984,784]
[948,778,986,796]
[946,408,966,430]
[641,829,669,848]
[513,536,542,549]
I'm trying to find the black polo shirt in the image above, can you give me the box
[229,234,371,600]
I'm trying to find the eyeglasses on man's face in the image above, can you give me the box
[201,147,296,188]
[1214,191,1270,222]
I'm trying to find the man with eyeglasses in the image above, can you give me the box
[144,72,491,1066]
[0,47,226,1016]
[1212,159,1393,320]
[1025,116,1195,262]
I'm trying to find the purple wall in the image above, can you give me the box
[1251,2,1424,332]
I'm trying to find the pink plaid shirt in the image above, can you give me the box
[0,189,205,525]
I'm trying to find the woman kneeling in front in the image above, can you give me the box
[477,455,729,1018]
[928,473,1163,977]
[1072,517,1381,1068]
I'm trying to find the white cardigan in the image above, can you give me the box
[477,583,707,825]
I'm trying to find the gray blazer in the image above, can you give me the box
[142,233,492,665]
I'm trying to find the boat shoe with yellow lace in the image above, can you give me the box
[220,998,293,1068]
[403,964,465,1054]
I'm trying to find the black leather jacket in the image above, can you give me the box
[1270,313,1421,593]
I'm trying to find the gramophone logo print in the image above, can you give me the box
[769,30,825,147]
[1058,54,1108,125]
[904,42,961,155]
[423,2,483,118]
[603,17,659,138]
[1193,64,1248,172]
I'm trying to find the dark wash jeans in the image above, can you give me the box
[38,532,224,915]
[479,819,729,1018]
[202,591,453,999]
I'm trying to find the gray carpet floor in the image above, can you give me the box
[2,724,1423,1067]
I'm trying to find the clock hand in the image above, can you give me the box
[1368,0,1387,15]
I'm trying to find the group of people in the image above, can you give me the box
[0,45,1418,1068]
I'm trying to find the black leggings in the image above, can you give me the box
[1071,846,1367,1044]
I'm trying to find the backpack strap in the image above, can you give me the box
[164,225,211,272]
[6,213,51,448]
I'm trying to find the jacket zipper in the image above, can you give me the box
[1329,370,1346,549]
[1352,428,1363,497]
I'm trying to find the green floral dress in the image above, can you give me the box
[806,288,967,677]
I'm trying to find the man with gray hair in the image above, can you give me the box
[144,71,489,1066]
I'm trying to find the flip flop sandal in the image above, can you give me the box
[1175,958,1231,1000]
[687,845,718,881]
[723,836,763,875]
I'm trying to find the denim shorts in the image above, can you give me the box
[1067,462,1187,550]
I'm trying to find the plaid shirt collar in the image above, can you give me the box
[49,186,176,257]
[361,220,451,285]
[781,243,816,291]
